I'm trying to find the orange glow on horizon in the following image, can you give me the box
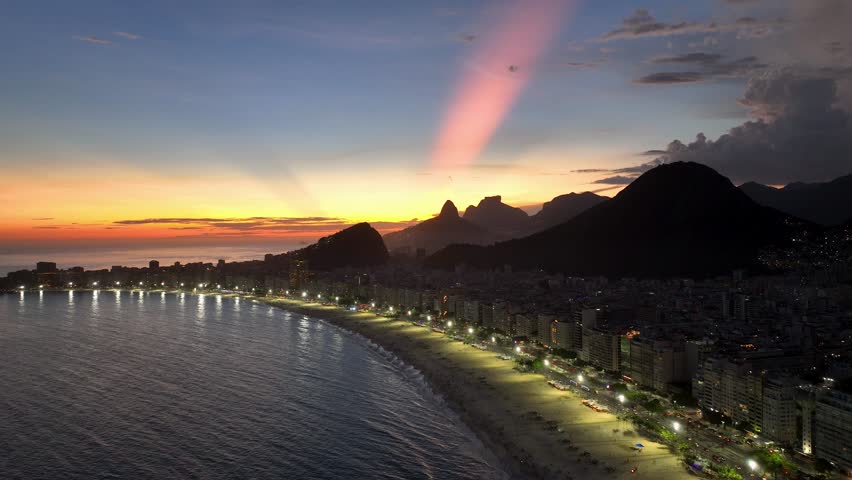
[432,0,573,169]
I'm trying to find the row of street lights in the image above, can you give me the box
[289,289,766,478]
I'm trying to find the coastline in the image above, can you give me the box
[264,297,695,480]
[11,289,695,479]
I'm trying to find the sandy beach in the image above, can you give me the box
[265,298,695,480]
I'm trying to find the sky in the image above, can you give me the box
[2,0,851,270]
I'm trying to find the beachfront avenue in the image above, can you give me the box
[275,292,823,480]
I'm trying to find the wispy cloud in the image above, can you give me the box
[639,149,668,156]
[574,160,664,186]
[73,35,113,45]
[112,216,418,235]
[597,9,786,43]
[636,53,766,85]
[635,72,705,85]
[593,175,636,184]
[113,31,142,40]
[598,9,718,42]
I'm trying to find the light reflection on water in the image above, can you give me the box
[0,291,506,480]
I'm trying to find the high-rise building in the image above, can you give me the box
[552,320,574,351]
[513,314,534,339]
[289,260,309,289]
[761,376,798,444]
[693,357,763,430]
[813,388,852,475]
[36,262,57,273]
[149,260,160,270]
[581,327,621,372]
[537,315,555,346]
[463,300,481,325]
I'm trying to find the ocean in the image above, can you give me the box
[0,291,507,479]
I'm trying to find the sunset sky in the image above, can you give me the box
[2,0,850,270]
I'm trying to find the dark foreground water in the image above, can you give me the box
[0,291,506,479]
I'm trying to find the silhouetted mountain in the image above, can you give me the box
[383,200,492,255]
[463,196,529,238]
[530,192,608,232]
[427,162,794,277]
[291,222,388,270]
[740,174,852,226]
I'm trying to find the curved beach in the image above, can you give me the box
[266,298,694,480]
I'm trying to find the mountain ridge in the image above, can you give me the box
[740,174,852,226]
[426,162,796,277]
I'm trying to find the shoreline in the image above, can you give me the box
[264,297,694,480]
[12,289,694,479]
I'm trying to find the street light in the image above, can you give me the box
[92,282,98,287]
[389,306,393,312]
[302,292,307,298]
[317,294,321,299]
[371,302,376,308]
[406,310,411,316]
[672,421,681,432]
[618,394,626,404]
[447,321,453,328]
[426,315,432,321]
[747,459,759,472]
[467,327,474,334]
[491,336,496,343]
[577,374,584,383]
[543,359,550,367]
[515,346,521,353]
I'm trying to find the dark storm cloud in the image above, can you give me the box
[644,72,852,184]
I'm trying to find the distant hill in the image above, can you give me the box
[291,222,388,270]
[383,201,492,255]
[463,196,530,238]
[530,192,608,232]
[740,174,852,226]
[427,162,794,277]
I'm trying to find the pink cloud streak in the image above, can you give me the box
[432,0,573,169]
